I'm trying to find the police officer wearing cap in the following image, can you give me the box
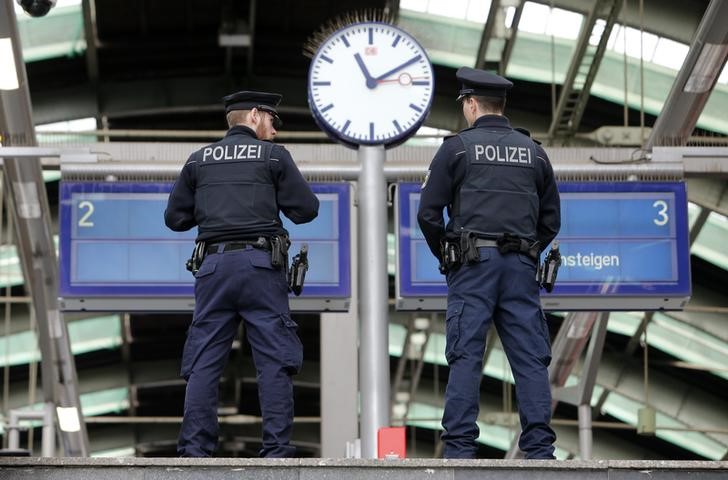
[165,91,319,457]
[417,68,560,459]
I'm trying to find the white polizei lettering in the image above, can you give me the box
[496,146,507,162]
[474,144,485,160]
[528,149,533,164]
[518,148,528,163]
[508,146,518,162]
[236,145,246,159]
[250,145,260,158]
[203,147,212,162]
[484,145,496,161]
[213,146,224,160]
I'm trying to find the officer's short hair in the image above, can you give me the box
[226,110,250,128]
[470,95,506,114]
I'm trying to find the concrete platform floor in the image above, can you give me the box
[0,458,727,479]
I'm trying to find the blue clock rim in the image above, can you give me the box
[306,21,435,149]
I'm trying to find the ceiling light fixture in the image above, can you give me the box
[0,38,20,90]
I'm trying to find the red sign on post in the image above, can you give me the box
[377,427,406,459]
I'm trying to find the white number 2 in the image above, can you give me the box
[653,200,668,226]
[78,200,95,227]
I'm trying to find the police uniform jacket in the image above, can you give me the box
[164,125,319,242]
[417,115,560,262]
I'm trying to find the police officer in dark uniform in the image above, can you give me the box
[417,68,560,459]
[165,91,319,458]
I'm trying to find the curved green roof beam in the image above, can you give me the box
[398,9,728,134]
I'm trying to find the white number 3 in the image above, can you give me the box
[653,200,668,226]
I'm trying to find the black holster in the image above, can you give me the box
[288,243,309,296]
[538,241,561,292]
[270,235,290,270]
[439,238,461,274]
[460,231,480,264]
[185,241,206,275]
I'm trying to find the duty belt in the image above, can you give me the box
[207,237,271,254]
[475,239,498,247]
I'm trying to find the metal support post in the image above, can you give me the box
[578,403,593,460]
[357,145,390,458]
[321,195,359,458]
[573,312,609,459]
[0,0,89,456]
[7,403,56,456]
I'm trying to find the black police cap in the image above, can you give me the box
[456,67,513,101]
[222,90,283,128]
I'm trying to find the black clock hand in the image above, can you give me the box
[354,53,378,89]
[374,55,422,82]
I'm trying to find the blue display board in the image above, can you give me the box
[59,182,351,312]
[396,182,691,311]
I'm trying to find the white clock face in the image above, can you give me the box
[308,22,434,148]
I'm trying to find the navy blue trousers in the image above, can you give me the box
[441,247,555,459]
[177,245,302,458]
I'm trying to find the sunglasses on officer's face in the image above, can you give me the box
[256,105,283,130]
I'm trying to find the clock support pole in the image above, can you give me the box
[357,145,391,458]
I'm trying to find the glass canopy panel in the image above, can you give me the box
[0,235,60,288]
[719,64,728,84]
[652,37,689,71]
[36,117,97,144]
[600,391,727,459]
[697,81,728,135]
[650,312,728,381]
[398,10,482,68]
[691,211,728,270]
[398,2,728,134]
[15,0,86,63]
[0,315,122,367]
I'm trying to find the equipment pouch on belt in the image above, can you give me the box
[288,243,309,296]
[460,231,480,264]
[537,241,561,292]
[496,233,521,255]
[185,241,206,275]
[497,233,540,261]
[270,235,290,269]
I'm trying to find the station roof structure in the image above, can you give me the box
[0,0,727,460]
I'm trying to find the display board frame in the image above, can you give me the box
[59,182,352,312]
[395,181,691,311]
